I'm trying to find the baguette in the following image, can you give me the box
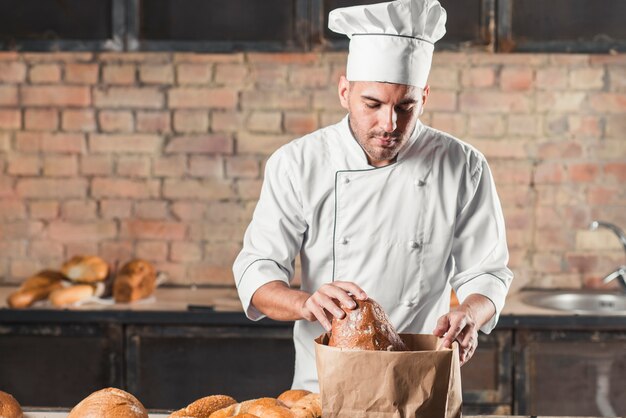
[0,390,23,418]
[7,270,65,308]
[49,284,96,307]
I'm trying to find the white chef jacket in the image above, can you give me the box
[233,115,513,392]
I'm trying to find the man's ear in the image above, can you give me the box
[338,75,350,110]
[422,85,430,107]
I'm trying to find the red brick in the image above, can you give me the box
[249,65,288,89]
[466,139,527,159]
[189,156,224,178]
[139,64,174,84]
[165,134,233,154]
[604,163,626,182]
[330,63,346,85]
[190,222,246,242]
[490,161,533,185]
[500,68,533,91]
[536,67,568,90]
[587,186,625,206]
[170,242,202,262]
[0,175,14,197]
[99,241,133,265]
[136,111,171,133]
[44,155,78,177]
[534,163,565,184]
[237,179,263,200]
[243,90,309,110]
[99,110,134,132]
[0,240,26,258]
[135,200,168,219]
[0,62,26,82]
[284,112,318,135]
[120,220,186,240]
[93,87,163,109]
[29,64,61,83]
[508,115,540,137]
[468,115,505,138]
[237,132,294,154]
[80,155,112,176]
[211,111,245,132]
[152,262,187,285]
[470,53,547,66]
[8,156,40,175]
[0,86,19,106]
[214,64,248,85]
[568,115,602,138]
[65,63,99,84]
[186,264,233,286]
[427,67,459,90]
[100,200,132,219]
[15,132,86,153]
[0,109,21,129]
[29,201,59,219]
[24,109,58,131]
[536,92,586,112]
[534,228,574,251]
[461,67,496,88]
[176,63,213,84]
[92,178,157,199]
[61,200,97,220]
[169,88,238,109]
[62,109,96,132]
[589,93,626,113]
[569,68,604,90]
[17,179,87,198]
[65,242,99,258]
[289,66,330,89]
[608,68,626,91]
[10,259,46,280]
[565,254,600,274]
[117,156,151,177]
[532,253,563,274]
[460,92,531,113]
[312,91,342,111]
[171,202,207,221]
[226,156,260,179]
[163,179,233,200]
[549,55,589,66]
[21,86,91,107]
[426,91,458,111]
[173,110,209,133]
[23,52,93,62]
[174,53,243,64]
[206,201,253,223]
[136,241,169,261]
[0,198,26,220]
[100,52,169,63]
[536,141,583,159]
[89,134,162,153]
[431,113,466,137]
[48,221,117,242]
[153,155,187,177]
[606,115,626,138]
[102,64,136,84]
[568,163,599,182]
[1,221,44,239]
[594,139,626,159]
[246,111,282,133]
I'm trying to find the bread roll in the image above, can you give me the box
[328,298,407,351]
[113,259,157,303]
[290,393,321,418]
[168,395,236,418]
[210,398,285,418]
[7,270,65,308]
[62,255,109,283]
[246,405,293,418]
[0,390,23,418]
[49,284,96,307]
[67,387,148,418]
[276,390,310,408]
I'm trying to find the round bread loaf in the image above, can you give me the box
[246,404,294,418]
[0,390,23,418]
[169,395,236,418]
[276,390,310,408]
[209,398,284,418]
[62,255,109,283]
[67,387,148,418]
[289,393,321,418]
[113,259,157,303]
[328,298,407,351]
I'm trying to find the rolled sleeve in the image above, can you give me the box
[236,259,291,320]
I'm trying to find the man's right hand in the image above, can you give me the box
[300,281,368,331]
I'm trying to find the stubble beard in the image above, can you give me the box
[350,120,406,164]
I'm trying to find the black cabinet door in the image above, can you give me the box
[125,324,295,410]
[0,322,123,407]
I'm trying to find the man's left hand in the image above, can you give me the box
[433,307,479,365]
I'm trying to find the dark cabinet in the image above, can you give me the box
[0,323,123,408]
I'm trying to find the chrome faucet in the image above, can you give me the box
[589,220,626,292]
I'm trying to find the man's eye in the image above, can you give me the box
[365,103,380,109]
[396,106,413,113]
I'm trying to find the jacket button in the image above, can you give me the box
[414,179,426,187]
[343,177,350,184]
[340,237,349,245]
[409,240,421,249]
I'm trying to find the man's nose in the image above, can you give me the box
[380,107,397,133]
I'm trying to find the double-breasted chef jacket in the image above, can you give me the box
[233,115,513,392]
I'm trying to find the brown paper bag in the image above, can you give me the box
[315,333,462,418]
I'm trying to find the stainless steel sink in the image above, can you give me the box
[520,289,626,314]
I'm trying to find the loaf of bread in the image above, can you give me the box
[276,390,310,408]
[289,393,321,418]
[246,404,293,418]
[113,259,157,303]
[67,387,148,418]
[168,395,237,418]
[0,390,23,418]
[209,398,285,418]
[49,284,96,307]
[61,255,109,283]
[7,270,65,308]
[328,298,407,351]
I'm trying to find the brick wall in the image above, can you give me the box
[0,51,624,290]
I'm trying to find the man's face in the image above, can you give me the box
[338,76,428,167]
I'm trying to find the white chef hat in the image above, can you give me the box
[328,0,447,88]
